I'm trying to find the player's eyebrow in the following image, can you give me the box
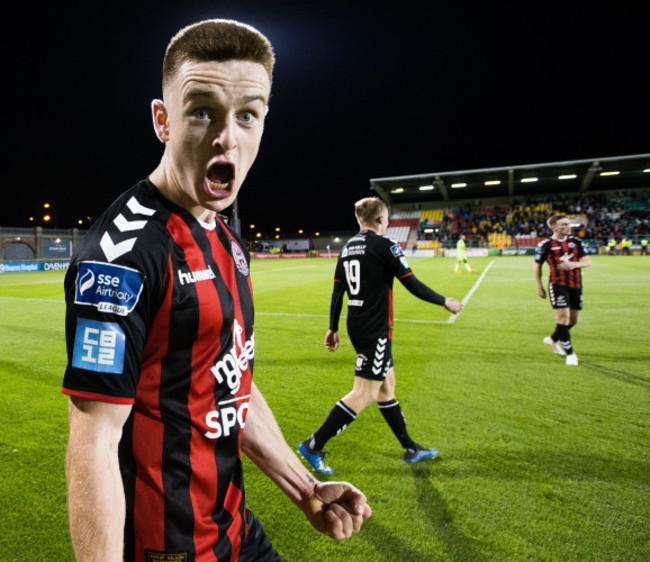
[183,88,268,106]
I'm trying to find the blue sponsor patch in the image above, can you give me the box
[390,244,404,258]
[74,261,143,316]
[72,318,126,374]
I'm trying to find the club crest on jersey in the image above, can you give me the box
[74,261,144,316]
[231,240,249,277]
[355,353,368,371]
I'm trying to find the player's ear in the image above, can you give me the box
[151,99,169,143]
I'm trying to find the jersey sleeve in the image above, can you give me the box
[383,238,412,279]
[329,257,346,331]
[574,237,586,259]
[62,187,167,404]
[399,274,446,306]
[534,240,548,263]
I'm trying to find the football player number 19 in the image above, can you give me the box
[344,259,361,295]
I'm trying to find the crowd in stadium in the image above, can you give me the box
[434,193,650,247]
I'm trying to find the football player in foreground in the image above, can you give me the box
[63,19,370,561]
[534,214,591,366]
[298,197,463,474]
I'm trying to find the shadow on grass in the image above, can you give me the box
[447,448,648,484]
[582,361,650,388]
[412,461,485,562]
[360,460,485,562]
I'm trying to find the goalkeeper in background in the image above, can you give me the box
[454,234,476,274]
[298,197,463,474]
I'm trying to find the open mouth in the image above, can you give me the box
[207,163,234,191]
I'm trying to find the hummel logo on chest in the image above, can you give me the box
[178,265,216,286]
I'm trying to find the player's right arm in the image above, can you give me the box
[534,241,547,299]
[325,259,346,351]
[66,397,132,561]
[534,261,546,298]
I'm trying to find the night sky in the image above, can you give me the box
[6,1,648,235]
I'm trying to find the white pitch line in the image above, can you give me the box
[2,262,496,325]
[255,311,449,325]
[257,311,328,319]
[0,296,63,304]
[0,280,63,287]
[447,259,495,324]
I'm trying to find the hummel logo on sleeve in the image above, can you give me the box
[100,196,156,262]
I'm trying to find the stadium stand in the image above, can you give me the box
[375,154,650,252]
[385,209,420,248]
[385,192,649,255]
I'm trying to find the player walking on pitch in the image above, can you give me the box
[298,197,463,474]
[534,214,591,366]
[454,234,476,273]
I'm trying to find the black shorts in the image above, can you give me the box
[548,283,583,310]
[350,335,393,381]
[240,509,282,561]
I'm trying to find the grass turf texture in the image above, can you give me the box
[0,257,648,560]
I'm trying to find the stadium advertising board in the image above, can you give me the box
[43,240,71,258]
[253,252,309,259]
[445,248,489,258]
[0,261,70,273]
[501,248,536,256]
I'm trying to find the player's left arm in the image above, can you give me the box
[398,273,463,314]
[241,382,372,539]
[325,279,345,351]
[559,254,591,271]
[559,239,591,271]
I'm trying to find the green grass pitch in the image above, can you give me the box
[0,256,648,560]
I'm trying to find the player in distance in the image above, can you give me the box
[454,234,476,274]
[299,197,463,474]
[534,214,591,366]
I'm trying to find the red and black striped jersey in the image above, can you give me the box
[330,230,413,339]
[534,235,586,288]
[63,179,255,561]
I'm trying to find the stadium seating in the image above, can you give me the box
[406,193,650,248]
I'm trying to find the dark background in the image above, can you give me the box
[5,1,648,234]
